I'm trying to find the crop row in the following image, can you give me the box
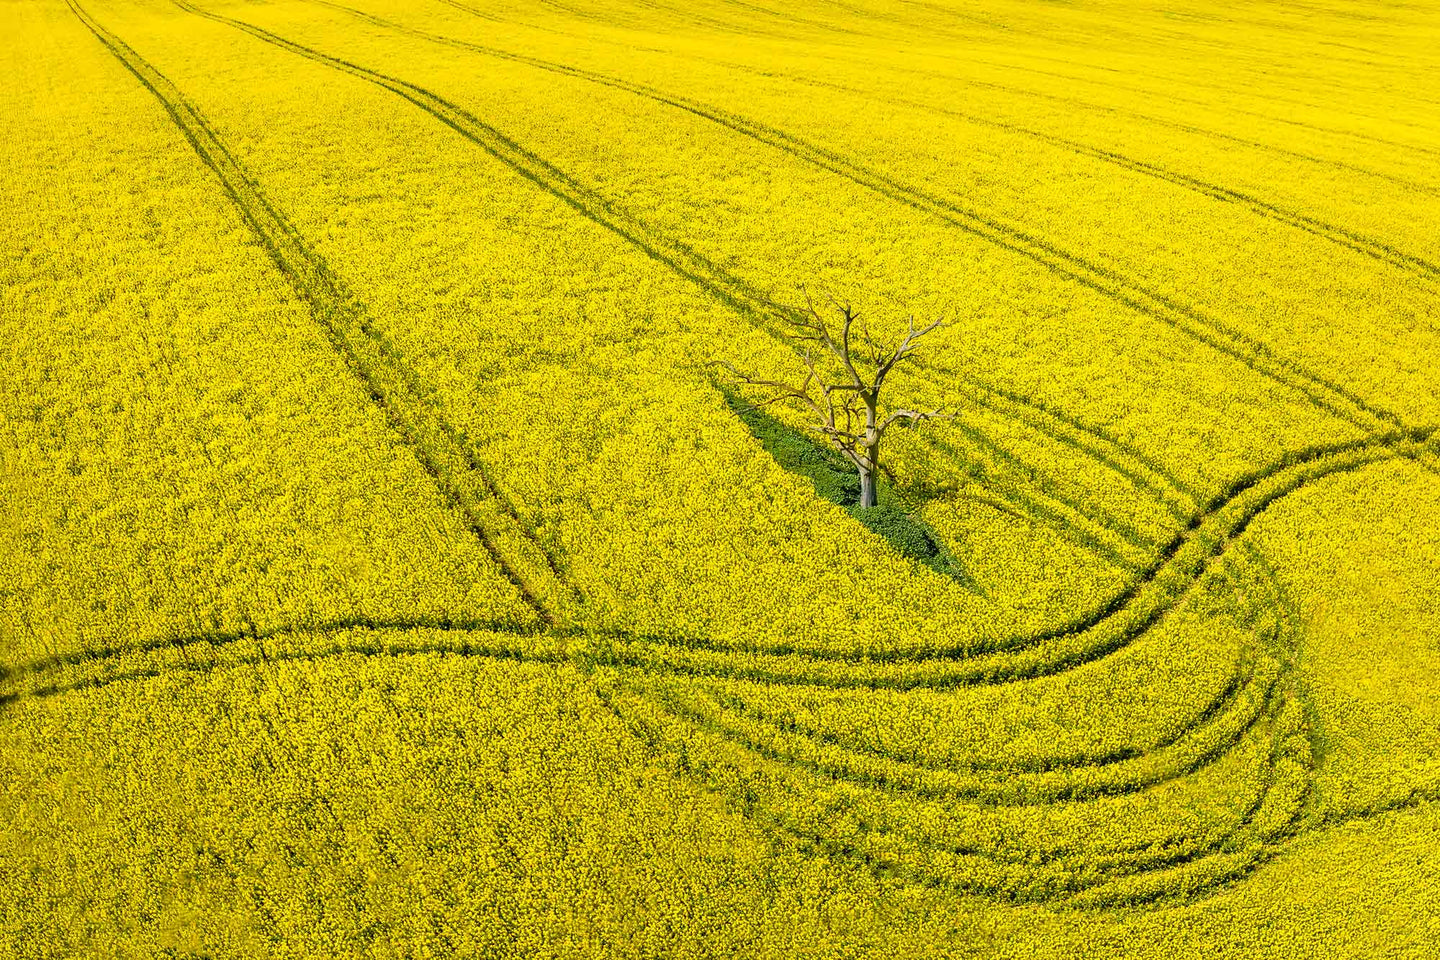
[601,668,1316,907]
[309,0,1433,436]
[35,0,1431,915]
[174,0,1400,544]
[66,0,573,630]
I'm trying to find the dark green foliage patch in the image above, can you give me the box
[721,387,973,588]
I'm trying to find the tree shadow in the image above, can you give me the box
[718,385,977,591]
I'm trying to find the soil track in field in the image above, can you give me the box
[179,0,1416,495]
[267,0,1408,436]
[67,0,572,627]
[43,0,1440,913]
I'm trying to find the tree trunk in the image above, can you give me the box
[858,465,877,508]
[858,398,880,509]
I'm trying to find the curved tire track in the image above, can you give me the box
[37,0,1437,913]
[594,428,1433,680]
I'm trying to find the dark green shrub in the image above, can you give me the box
[719,383,974,589]
[849,504,940,561]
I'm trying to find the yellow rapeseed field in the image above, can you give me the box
[3,0,1438,955]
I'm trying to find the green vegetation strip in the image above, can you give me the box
[720,386,973,586]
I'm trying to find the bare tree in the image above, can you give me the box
[721,293,950,509]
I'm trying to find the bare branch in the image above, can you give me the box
[874,316,943,391]
[723,292,952,509]
[877,407,953,438]
[864,315,885,371]
[835,304,867,389]
[714,359,827,422]
[713,360,805,397]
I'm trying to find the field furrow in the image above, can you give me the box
[5,0,1438,953]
